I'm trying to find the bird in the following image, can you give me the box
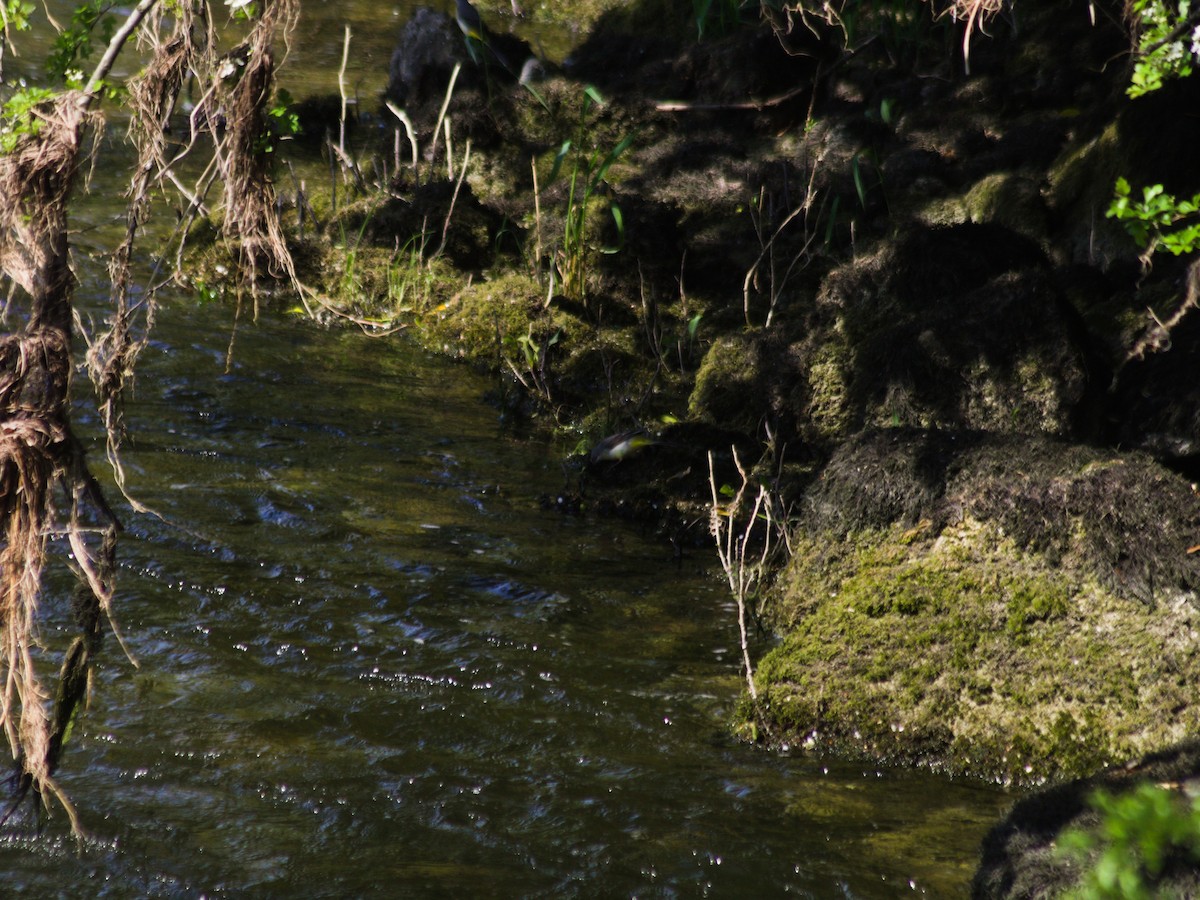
[588,428,657,465]
[455,0,487,43]
[455,0,516,72]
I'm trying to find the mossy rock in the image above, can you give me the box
[962,173,1050,247]
[845,269,1094,437]
[784,225,1099,443]
[1043,120,1135,271]
[689,333,766,434]
[553,326,646,407]
[820,222,1048,320]
[414,271,548,363]
[691,227,1096,449]
[754,516,1200,784]
[803,429,1200,605]
[746,428,1200,782]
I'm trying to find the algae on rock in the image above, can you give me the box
[749,429,1200,784]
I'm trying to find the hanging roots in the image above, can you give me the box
[0,328,118,833]
[215,0,300,313]
[0,94,97,322]
[0,91,119,832]
[89,14,200,489]
[932,0,1010,72]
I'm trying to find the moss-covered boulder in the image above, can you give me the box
[692,223,1104,450]
[415,270,548,363]
[749,428,1200,783]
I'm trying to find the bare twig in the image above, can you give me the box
[385,101,419,172]
[337,25,350,157]
[430,138,472,264]
[80,0,161,108]
[427,63,462,175]
[743,170,822,327]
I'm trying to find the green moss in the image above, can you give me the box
[963,172,1049,244]
[555,325,655,412]
[804,338,853,441]
[749,517,1200,784]
[1045,121,1121,213]
[1005,578,1070,640]
[914,195,968,227]
[414,271,550,364]
[688,334,762,431]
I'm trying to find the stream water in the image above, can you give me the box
[0,1,1014,896]
[2,304,1010,897]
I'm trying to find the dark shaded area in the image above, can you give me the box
[974,739,1200,899]
[330,180,511,273]
[1119,74,1200,199]
[804,428,1200,607]
[1110,306,1200,469]
[570,0,829,103]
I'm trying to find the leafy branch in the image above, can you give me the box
[1108,177,1200,261]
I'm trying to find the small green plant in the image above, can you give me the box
[0,86,56,152]
[549,85,633,306]
[259,88,300,154]
[693,0,745,39]
[45,0,114,82]
[1057,783,1200,899]
[682,311,703,367]
[1107,177,1200,259]
[386,237,432,310]
[866,96,898,128]
[1126,0,1196,98]
[334,216,372,302]
[192,278,223,305]
[505,325,560,402]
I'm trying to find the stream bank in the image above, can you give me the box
[199,0,1200,789]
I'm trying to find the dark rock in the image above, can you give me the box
[804,428,1200,607]
[385,8,467,115]
[384,6,540,131]
[974,740,1200,899]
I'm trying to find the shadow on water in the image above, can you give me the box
[0,301,1009,897]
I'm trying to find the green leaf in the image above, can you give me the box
[548,139,572,182]
[879,97,895,127]
[851,155,867,209]
[599,203,625,254]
